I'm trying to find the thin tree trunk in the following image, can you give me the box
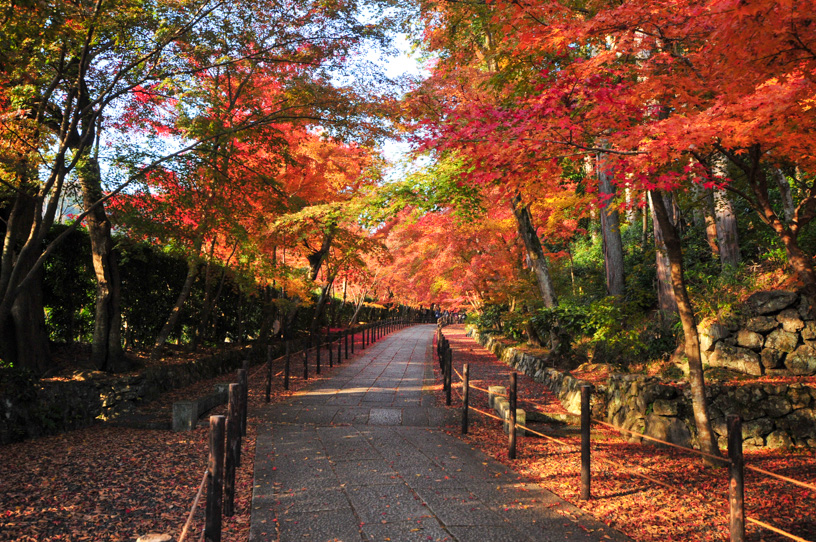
[597,154,625,298]
[78,155,126,372]
[649,192,678,315]
[650,190,720,462]
[152,238,203,357]
[348,292,366,326]
[773,169,795,224]
[193,240,238,350]
[309,274,336,336]
[703,188,720,257]
[510,193,557,308]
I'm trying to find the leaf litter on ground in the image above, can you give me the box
[433,325,816,542]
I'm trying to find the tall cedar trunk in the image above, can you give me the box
[624,187,638,224]
[714,189,740,270]
[650,190,720,461]
[78,156,126,372]
[510,193,557,308]
[597,154,625,298]
[0,189,50,374]
[151,238,203,357]
[649,192,679,315]
[712,155,740,270]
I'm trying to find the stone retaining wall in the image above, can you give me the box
[466,327,816,450]
[0,343,274,445]
[700,290,816,376]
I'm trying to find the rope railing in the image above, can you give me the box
[592,419,730,465]
[177,468,209,542]
[436,328,816,542]
[747,517,812,542]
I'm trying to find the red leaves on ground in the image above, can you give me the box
[436,325,816,542]
[0,337,356,542]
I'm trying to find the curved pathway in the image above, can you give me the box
[249,324,630,542]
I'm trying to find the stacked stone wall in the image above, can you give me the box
[467,327,816,450]
[0,343,274,445]
[700,290,816,376]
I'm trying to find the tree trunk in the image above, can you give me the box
[310,275,336,336]
[597,154,625,298]
[78,156,126,372]
[151,239,203,357]
[348,293,366,326]
[193,241,237,350]
[712,155,740,270]
[650,190,720,461]
[510,193,557,308]
[0,164,54,374]
[702,188,720,257]
[524,305,545,347]
[773,169,795,224]
[714,189,740,271]
[649,192,678,315]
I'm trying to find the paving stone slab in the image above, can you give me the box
[361,517,452,542]
[416,487,507,526]
[445,524,530,542]
[330,459,401,486]
[368,407,403,425]
[275,487,350,512]
[275,507,363,541]
[331,407,371,425]
[345,483,430,524]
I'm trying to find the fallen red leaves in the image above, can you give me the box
[435,325,816,542]
[0,336,354,542]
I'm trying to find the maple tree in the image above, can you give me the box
[394,0,815,462]
[0,0,398,371]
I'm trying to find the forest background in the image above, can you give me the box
[1,0,815,455]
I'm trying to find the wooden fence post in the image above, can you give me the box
[237,369,247,437]
[580,384,591,500]
[337,333,342,364]
[445,346,452,406]
[328,331,333,368]
[205,415,225,542]
[728,415,745,542]
[316,332,321,375]
[224,384,240,516]
[508,373,517,459]
[284,340,290,391]
[303,338,309,380]
[265,345,272,404]
[462,363,469,434]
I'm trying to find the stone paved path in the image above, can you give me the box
[249,324,630,542]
